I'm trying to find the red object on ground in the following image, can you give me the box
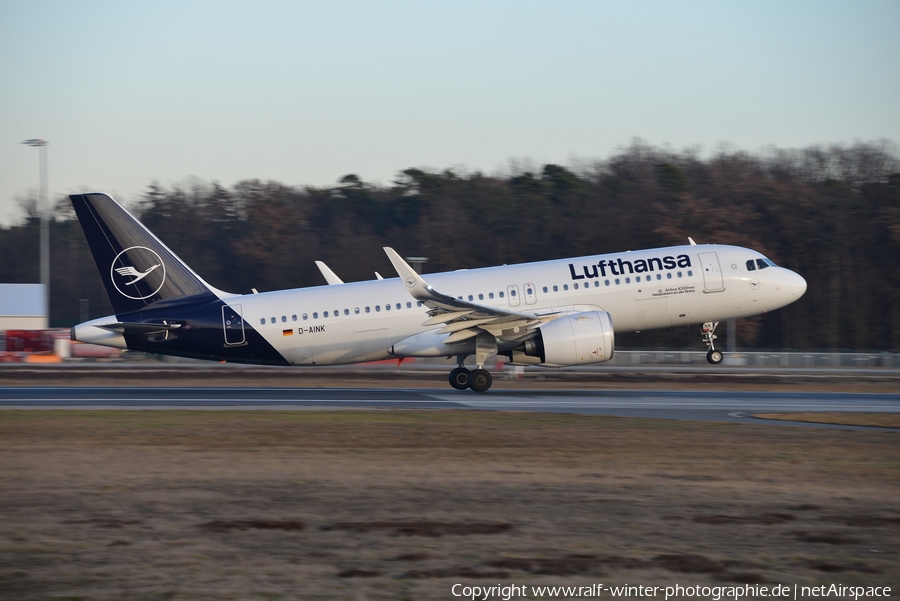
[5,330,55,353]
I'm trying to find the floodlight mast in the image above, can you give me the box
[21,138,49,325]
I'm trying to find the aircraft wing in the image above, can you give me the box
[383,247,552,343]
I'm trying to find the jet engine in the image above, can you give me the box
[518,311,614,367]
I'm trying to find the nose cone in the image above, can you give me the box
[785,270,807,299]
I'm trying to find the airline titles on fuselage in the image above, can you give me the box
[569,254,692,280]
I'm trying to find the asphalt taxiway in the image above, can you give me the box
[1,387,898,430]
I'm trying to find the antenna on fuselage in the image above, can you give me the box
[688,237,697,246]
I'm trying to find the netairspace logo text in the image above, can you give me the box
[450,583,893,601]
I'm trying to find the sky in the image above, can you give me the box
[1,0,898,224]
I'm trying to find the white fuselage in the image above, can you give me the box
[207,244,805,366]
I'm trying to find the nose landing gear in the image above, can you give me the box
[702,321,723,364]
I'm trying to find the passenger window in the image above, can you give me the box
[270,317,276,324]
[667,273,672,279]
[542,286,548,293]
[605,280,610,286]
[625,277,630,284]
[406,302,411,308]
[526,288,532,294]
[343,309,349,315]
[677,272,682,278]
[292,314,297,321]
[636,276,641,282]
[303,313,308,320]
[324,311,329,317]
[376,305,381,312]
[746,260,756,271]
[594,281,599,287]
[260,318,265,325]
[573,283,578,289]
[479,293,484,300]
[354,308,360,314]
[313,312,318,319]
[615,278,620,285]
[417,301,423,307]
[552,286,558,292]
[365,306,370,313]
[499,291,505,298]
[385,304,391,311]
[687,270,693,277]
[511,289,517,296]
[468,295,474,301]
[489,292,494,299]
[656,274,661,280]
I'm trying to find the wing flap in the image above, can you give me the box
[437,317,498,335]
[443,328,482,344]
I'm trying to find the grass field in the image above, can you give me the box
[0,410,897,600]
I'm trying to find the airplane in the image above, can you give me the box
[70,192,807,392]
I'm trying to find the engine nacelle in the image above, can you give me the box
[523,311,614,366]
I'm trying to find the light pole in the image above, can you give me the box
[21,138,49,325]
[405,256,429,275]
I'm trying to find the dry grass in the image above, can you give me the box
[753,412,900,428]
[0,410,897,600]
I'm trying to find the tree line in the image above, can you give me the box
[2,141,898,351]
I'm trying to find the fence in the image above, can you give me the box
[609,350,900,368]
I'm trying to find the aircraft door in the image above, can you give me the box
[698,252,724,291]
[507,285,521,307]
[222,304,245,346]
[524,283,537,305]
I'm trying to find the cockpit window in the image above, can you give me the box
[746,260,756,271]
[756,258,770,270]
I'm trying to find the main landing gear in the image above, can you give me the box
[449,366,470,390]
[448,333,497,392]
[702,321,724,364]
[448,362,493,392]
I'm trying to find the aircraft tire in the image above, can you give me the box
[449,367,470,390]
[468,369,493,393]
[707,349,724,365]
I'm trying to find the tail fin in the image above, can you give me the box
[70,193,223,316]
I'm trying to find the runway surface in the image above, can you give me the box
[1,387,899,430]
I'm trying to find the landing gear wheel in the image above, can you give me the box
[468,369,493,393]
[449,367,470,390]
[701,321,722,366]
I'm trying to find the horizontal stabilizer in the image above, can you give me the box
[99,322,182,336]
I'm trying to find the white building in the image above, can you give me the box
[0,284,48,330]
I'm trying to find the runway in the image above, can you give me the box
[1,387,898,429]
